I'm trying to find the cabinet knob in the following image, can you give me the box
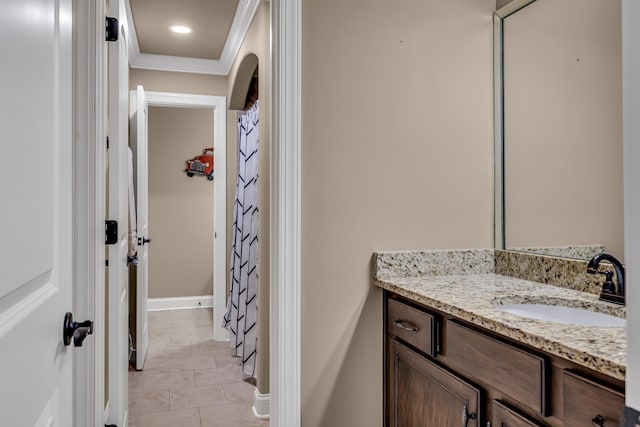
[592,414,605,426]
[461,405,476,426]
[393,320,419,333]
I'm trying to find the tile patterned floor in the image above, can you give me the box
[128,308,269,427]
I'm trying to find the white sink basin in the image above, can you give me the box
[498,303,625,327]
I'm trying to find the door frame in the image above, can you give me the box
[72,0,107,425]
[72,0,303,424]
[270,0,302,425]
[143,91,228,341]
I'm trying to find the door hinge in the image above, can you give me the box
[105,220,118,244]
[105,17,118,42]
[106,136,110,150]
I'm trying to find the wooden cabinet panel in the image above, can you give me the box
[387,298,439,356]
[492,400,547,427]
[388,339,481,427]
[563,370,624,427]
[383,293,626,427]
[446,320,549,415]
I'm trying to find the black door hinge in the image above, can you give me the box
[106,136,110,150]
[106,17,118,42]
[105,220,118,244]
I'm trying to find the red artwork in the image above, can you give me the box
[186,147,214,180]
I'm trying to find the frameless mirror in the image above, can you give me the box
[494,0,623,261]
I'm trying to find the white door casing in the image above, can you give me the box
[271,0,302,424]
[107,0,130,424]
[142,91,228,342]
[0,0,74,426]
[130,85,150,370]
[72,0,107,425]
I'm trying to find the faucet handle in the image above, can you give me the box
[595,270,617,294]
[588,267,617,294]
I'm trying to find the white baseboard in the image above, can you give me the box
[148,295,214,311]
[252,387,270,419]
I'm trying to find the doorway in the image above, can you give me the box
[129,90,228,357]
[127,92,257,426]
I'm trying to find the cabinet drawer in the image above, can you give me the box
[387,298,439,357]
[563,370,624,427]
[446,320,548,415]
[492,400,547,427]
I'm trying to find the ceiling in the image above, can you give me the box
[129,0,239,60]
[125,0,259,75]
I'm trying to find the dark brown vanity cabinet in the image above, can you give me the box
[388,339,481,427]
[562,370,624,427]
[445,320,548,416]
[384,292,625,427]
[491,400,547,427]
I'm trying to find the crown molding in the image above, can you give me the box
[124,0,260,75]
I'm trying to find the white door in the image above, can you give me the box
[130,85,150,370]
[107,0,130,424]
[0,0,75,426]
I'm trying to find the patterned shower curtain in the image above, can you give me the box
[224,101,259,377]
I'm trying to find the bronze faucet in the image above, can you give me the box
[586,253,625,305]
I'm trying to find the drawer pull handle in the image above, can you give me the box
[592,414,605,426]
[461,405,476,426]
[394,320,419,332]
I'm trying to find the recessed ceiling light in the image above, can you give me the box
[170,25,193,34]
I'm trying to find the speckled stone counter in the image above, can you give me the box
[508,244,605,260]
[373,249,626,381]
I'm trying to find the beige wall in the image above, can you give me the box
[226,1,271,394]
[129,69,228,95]
[146,107,215,298]
[301,0,495,425]
[503,0,623,260]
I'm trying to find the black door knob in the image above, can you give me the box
[592,414,605,426]
[63,312,93,347]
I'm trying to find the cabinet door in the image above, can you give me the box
[563,370,624,427]
[388,339,482,427]
[492,400,546,427]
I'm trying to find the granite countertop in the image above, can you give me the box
[373,250,627,381]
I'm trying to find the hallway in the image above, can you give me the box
[128,308,269,427]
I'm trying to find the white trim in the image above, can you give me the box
[124,0,260,75]
[493,13,504,250]
[623,0,640,410]
[148,296,214,311]
[270,0,301,425]
[218,0,262,72]
[123,0,141,64]
[72,1,106,426]
[493,0,539,250]
[252,388,271,419]
[104,401,110,424]
[143,92,228,342]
